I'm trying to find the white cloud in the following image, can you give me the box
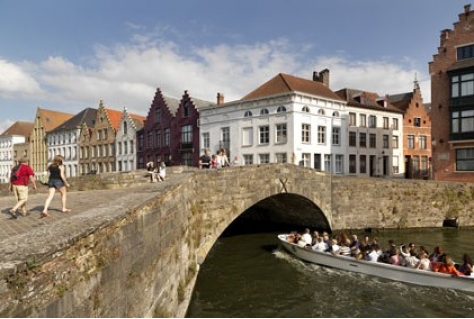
[0,33,432,121]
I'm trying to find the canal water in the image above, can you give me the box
[186,228,474,318]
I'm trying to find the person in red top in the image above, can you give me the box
[9,157,37,218]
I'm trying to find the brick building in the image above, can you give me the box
[429,4,474,181]
[388,79,432,179]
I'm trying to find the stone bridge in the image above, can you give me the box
[1,163,473,317]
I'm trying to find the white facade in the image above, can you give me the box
[46,128,80,177]
[346,106,405,177]
[0,135,26,183]
[199,92,351,174]
[115,109,141,172]
[200,92,404,178]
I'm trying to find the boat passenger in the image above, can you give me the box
[312,237,328,252]
[349,234,359,249]
[330,238,341,255]
[457,254,473,276]
[322,232,331,252]
[437,255,464,276]
[339,238,351,256]
[388,247,403,266]
[429,246,444,262]
[366,244,382,262]
[311,231,320,246]
[401,245,420,268]
[302,228,312,246]
[416,252,432,271]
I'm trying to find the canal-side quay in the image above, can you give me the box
[0,163,474,317]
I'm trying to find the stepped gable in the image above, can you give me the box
[37,108,74,131]
[122,107,146,130]
[163,96,180,116]
[335,88,404,114]
[0,121,34,137]
[240,73,343,102]
[50,107,98,132]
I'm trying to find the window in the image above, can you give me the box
[155,130,161,148]
[164,128,170,146]
[360,114,366,127]
[414,117,421,127]
[392,136,399,149]
[412,156,420,174]
[183,101,191,117]
[360,155,366,174]
[457,44,474,60]
[123,141,128,154]
[421,156,428,175]
[302,124,311,143]
[244,110,253,118]
[317,126,326,144]
[349,112,356,126]
[259,126,270,144]
[349,154,356,174]
[420,136,427,149]
[452,110,474,133]
[221,127,230,146]
[276,124,287,144]
[147,131,153,148]
[349,131,356,147]
[383,135,389,148]
[335,155,344,174]
[333,111,339,117]
[202,132,210,149]
[393,118,399,130]
[302,106,310,113]
[332,127,340,145]
[277,106,287,113]
[393,156,399,174]
[242,127,253,146]
[243,154,253,165]
[314,154,321,170]
[324,154,331,172]
[408,135,415,149]
[259,153,270,164]
[369,134,376,148]
[369,115,377,128]
[181,153,192,166]
[260,108,269,116]
[275,153,287,163]
[383,117,389,129]
[451,73,474,98]
[301,153,310,167]
[456,148,474,171]
[359,133,366,147]
[97,130,102,140]
[181,125,193,146]
[318,109,325,115]
[155,108,161,124]
[123,121,128,135]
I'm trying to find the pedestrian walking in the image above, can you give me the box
[42,155,71,217]
[9,157,37,219]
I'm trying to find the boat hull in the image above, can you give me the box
[278,234,474,293]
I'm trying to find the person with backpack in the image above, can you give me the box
[8,157,37,219]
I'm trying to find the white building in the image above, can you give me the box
[0,121,33,183]
[199,72,405,177]
[115,107,145,172]
[46,108,97,177]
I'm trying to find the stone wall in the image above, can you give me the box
[1,164,474,317]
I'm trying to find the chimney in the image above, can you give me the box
[313,71,319,81]
[465,4,471,15]
[217,93,224,105]
[319,69,330,87]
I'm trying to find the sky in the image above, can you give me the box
[0,0,472,133]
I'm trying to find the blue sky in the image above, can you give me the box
[0,0,471,133]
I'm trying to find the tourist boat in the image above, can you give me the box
[277,234,474,293]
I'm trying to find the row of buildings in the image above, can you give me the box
[1,4,473,183]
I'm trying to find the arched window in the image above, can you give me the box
[123,121,128,135]
[277,106,287,113]
[260,108,269,115]
[302,106,310,113]
[333,111,339,117]
[318,109,325,115]
[244,110,253,118]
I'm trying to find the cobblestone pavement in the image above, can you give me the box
[0,173,191,264]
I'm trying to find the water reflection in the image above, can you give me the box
[187,229,474,318]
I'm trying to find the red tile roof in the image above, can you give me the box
[37,108,74,132]
[1,121,34,137]
[241,73,343,102]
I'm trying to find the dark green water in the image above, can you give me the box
[187,228,474,318]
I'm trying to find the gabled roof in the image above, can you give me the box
[50,107,98,132]
[190,97,215,109]
[37,108,74,132]
[335,88,404,114]
[106,107,146,131]
[163,96,180,116]
[241,73,343,102]
[386,92,414,112]
[0,121,34,137]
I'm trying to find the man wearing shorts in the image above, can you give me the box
[9,157,37,218]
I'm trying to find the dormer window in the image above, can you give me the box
[244,110,253,118]
[333,111,339,117]
[277,106,287,113]
[302,106,310,113]
[260,108,269,116]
